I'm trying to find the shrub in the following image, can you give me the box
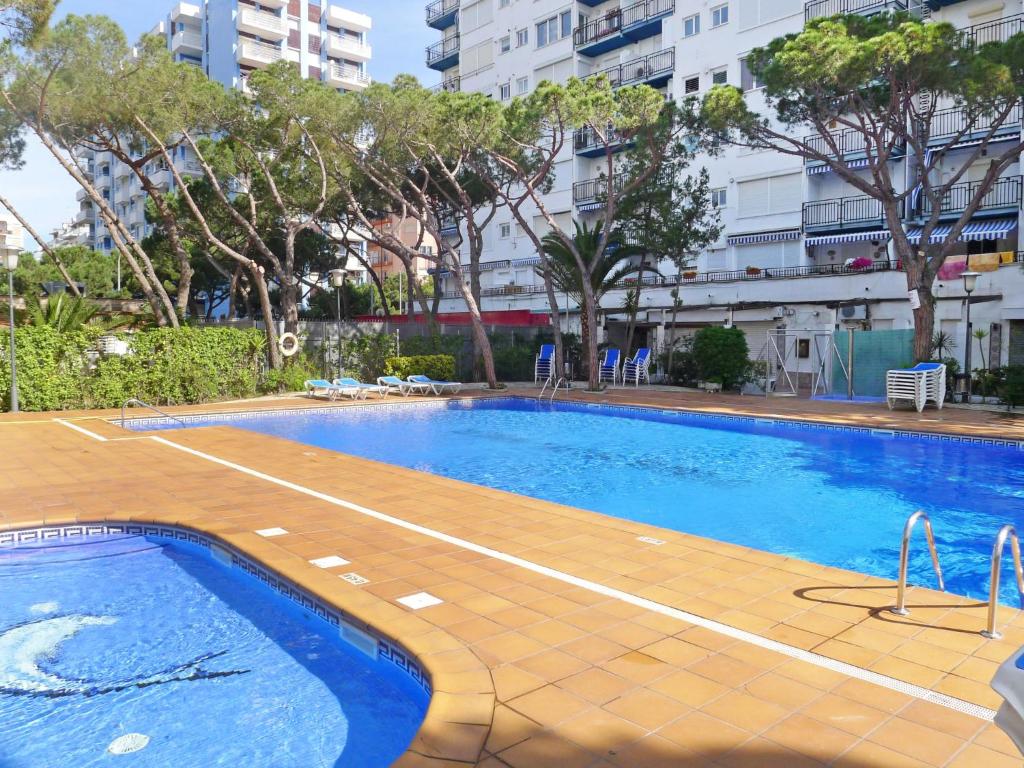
[261,353,319,394]
[0,326,99,411]
[691,326,749,390]
[658,337,699,387]
[339,333,397,382]
[384,355,456,382]
[1001,366,1024,408]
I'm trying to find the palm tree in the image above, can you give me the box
[25,293,133,332]
[973,328,989,371]
[539,220,656,384]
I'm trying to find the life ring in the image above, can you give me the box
[278,332,299,357]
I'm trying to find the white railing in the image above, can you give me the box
[172,29,202,50]
[327,33,371,59]
[237,39,282,65]
[238,8,286,36]
[326,63,371,88]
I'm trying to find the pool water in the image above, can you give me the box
[136,398,1024,605]
[0,534,426,767]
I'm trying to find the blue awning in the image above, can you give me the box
[576,201,604,212]
[805,229,890,247]
[906,218,1018,244]
[727,229,802,246]
[806,158,871,176]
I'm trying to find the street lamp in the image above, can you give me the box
[329,268,348,379]
[962,271,980,403]
[3,250,17,412]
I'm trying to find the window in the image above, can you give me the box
[536,11,570,48]
[711,4,729,27]
[740,58,763,91]
[500,35,511,53]
[682,13,699,37]
[683,75,700,94]
[711,188,727,207]
[500,82,511,100]
[516,28,528,47]
[560,10,572,39]
[517,76,529,95]
[499,223,511,238]
[711,67,728,85]
[500,0,510,6]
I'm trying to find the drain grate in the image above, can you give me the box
[107,733,149,755]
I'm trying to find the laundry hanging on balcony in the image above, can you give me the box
[804,229,891,247]
[905,217,1018,244]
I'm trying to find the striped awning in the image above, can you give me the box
[511,256,541,267]
[727,229,802,246]
[806,158,871,176]
[576,201,604,212]
[906,218,1018,244]
[804,230,891,247]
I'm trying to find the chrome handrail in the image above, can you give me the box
[549,377,567,402]
[982,525,1024,639]
[120,398,186,428]
[890,510,945,616]
[538,378,551,399]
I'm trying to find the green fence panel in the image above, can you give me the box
[832,329,915,397]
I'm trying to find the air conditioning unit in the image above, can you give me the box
[772,305,785,319]
[97,335,130,356]
[840,305,867,322]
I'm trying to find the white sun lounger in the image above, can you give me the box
[377,375,431,396]
[407,374,463,396]
[304,379,363,401]
[333,377,388,399]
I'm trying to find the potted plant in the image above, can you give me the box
[745,265,762,276]
[849,256,873,270]
[683,270,697,280]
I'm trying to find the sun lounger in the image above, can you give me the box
[622,347,652,386]
[333,377,388,399]
[304,379,362,401]
[377,375,431,397]
[599,348,621,386]
[407,374,463,395]
[886,363,945,412]
[535,344,555,384]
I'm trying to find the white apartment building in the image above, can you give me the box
[47,219,90,249]
[0,214,24,263]
[426,0,1024,375]
[74,0,371,254]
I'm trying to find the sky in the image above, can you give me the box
[0,0,433,251]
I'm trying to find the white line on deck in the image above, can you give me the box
[148,434,997,722]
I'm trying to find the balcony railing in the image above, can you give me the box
[327,33,371,60]
[237,39,282,66]
[426,0,459,26]
[804,0,907,23]
[574,0,676,50]
[803,194,901,229]
[805,127,903,161]
[927,102,1023,145]
[573,176,626,205]
[325,63,371,89]
[432,76,461,93]
[426,35,460,67]
[921,175,1022,218]
[574,125,625,154]
[237,8,287,38]
[961,13,1024,47]
[588,47,675,88]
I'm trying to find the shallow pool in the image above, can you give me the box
[133,398,1024,605]
[0,534,426,767]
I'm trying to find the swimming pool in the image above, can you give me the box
[132,397,1024,605]
[0,532,427,767]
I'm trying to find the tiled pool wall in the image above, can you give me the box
[0,523,432,706]
[118,395,1024,449]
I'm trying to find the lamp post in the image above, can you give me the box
[962,271,980,403]
[329,268,347,379]
[3,250,17,412]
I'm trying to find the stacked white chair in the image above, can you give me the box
[886,363,946,412]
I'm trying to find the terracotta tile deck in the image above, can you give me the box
[2,388,1024,766]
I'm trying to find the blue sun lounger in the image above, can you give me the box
[377,375,431,396]
[333,377,388,399]
[599,348,621,385]
[304,379,362,401]
[622,347,652,386]
[407,374,463,395]
[535,344,555,383]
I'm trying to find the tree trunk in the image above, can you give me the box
[451,266,497,387]
[278,277,300,336]
[252,266,281,370]
[666,283,682,377]
[581,284,601,390]
[902,248,936,363]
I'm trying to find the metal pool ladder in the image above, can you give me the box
[120,398,186,428]
[890,510,945,617]
[982,525,1024,639]
[538,377,568,402]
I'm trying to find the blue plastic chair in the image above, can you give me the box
[599,349,621,385]
[622,348,652,386]
[535,344,555,383]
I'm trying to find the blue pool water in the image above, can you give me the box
[0,534,426,767]
[135,398,1024,605]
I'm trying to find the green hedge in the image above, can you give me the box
[691,326,750,390]
[0,326,267,411]
[384,355,456,382]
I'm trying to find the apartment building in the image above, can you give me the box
[46,219,90,250]
[426,0,1024,374]
[74,0,372,254]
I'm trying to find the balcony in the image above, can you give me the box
[927,102,1023,148]
[426,35,459,71]
[961,13,1024,47]
[804,127,904,166]
[256,0,287,8]
[325,5,371,33]
[236,39,282,67]
[803,194,901,231]
[574,0,676,58]
[588,47,674,89]
[169,2,202,23]
[325,33,371,61]
[432,76,461,93]
[73,203,93,225]
[920,175,1022,220]
[236,8,287,41]
[573,176,626,209]
[324,63,371,90]
[804,0,909,23]
[574,125,628,157]
[426,0,459,30]
[171,28,203,54]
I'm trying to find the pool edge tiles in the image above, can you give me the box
[0,523,433,704]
